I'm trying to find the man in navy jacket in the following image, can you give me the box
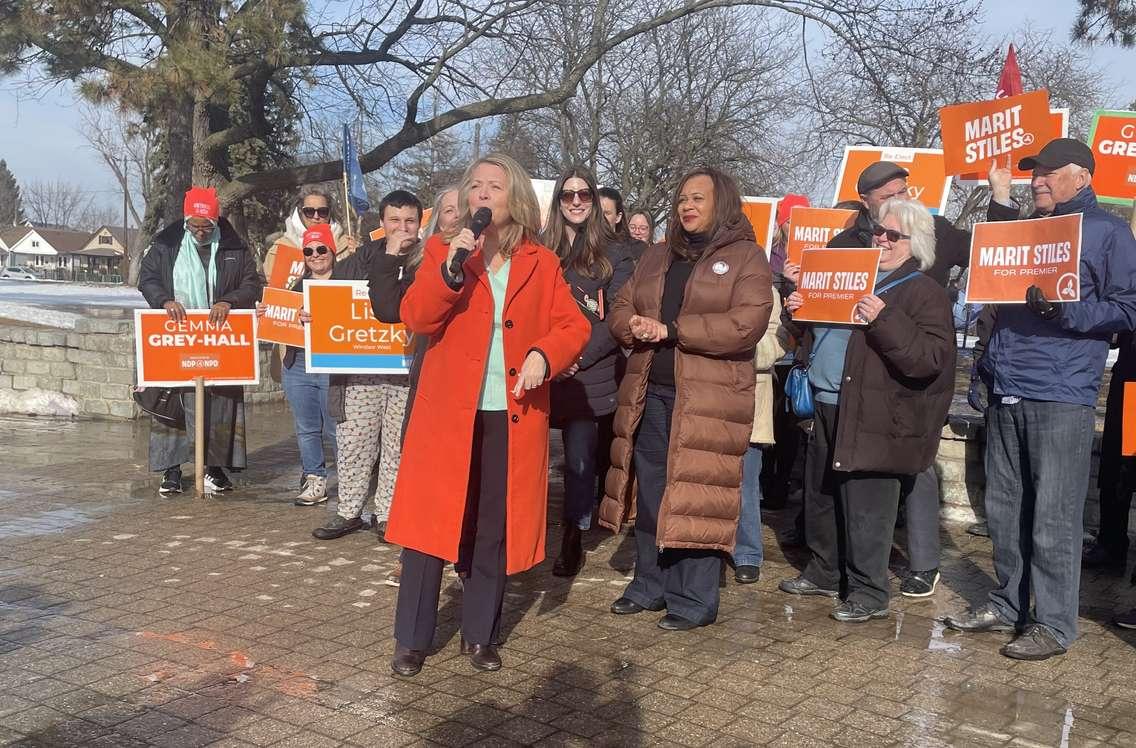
[945,139,1136,659]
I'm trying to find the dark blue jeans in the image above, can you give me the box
[985,399,1095,648]
[281,357,335,478]
[561,419,599,530]
[732,444,764,568]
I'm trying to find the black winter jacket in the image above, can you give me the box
[139,218,262,310]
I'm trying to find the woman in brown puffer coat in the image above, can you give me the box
[597,167,773,630]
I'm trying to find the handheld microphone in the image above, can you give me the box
[449,207,493,277]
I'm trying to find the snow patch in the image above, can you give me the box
[0,388,79,417]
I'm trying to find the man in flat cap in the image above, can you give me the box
[945,138,1136,659]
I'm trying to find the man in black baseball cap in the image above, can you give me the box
[945,135,1136,660]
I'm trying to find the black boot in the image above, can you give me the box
[552,524,584,577]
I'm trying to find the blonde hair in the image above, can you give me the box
[878,197,935,271]
[423,186,459,238]
[445,153,541,257]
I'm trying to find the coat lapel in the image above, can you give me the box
[503,243,538,315]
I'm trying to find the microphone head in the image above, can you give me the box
[470,207,493,238]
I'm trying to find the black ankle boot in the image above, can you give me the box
[552,524,583,577]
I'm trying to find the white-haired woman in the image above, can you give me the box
[778,197,956,622]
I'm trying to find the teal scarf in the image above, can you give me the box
[172,223,219,309]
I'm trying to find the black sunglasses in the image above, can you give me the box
[303,245,331,257]
[872,225,911,242]
[559,188,594,205]
[302,206,331,219]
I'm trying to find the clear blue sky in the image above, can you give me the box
[0,0,1132,210]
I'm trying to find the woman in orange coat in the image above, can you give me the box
[385,153,590,677]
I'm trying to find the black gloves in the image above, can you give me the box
[1025,285,1060,321]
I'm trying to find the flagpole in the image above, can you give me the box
[342,169,353,241]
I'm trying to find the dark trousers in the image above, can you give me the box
[803,402,902,608]
[1097,371,1134,555]
[394,411,508,650]
[902,467,941,573]
[985,399,1094,648]
[622,385,722,624]
[562,418,599,530]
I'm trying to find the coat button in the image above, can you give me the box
[844,376,852,382]
[834,461,841,468]
[504,320,514,329]
[511,414,519,423]
[509,368,517,376]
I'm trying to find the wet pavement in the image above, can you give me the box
[1,406,1135,747]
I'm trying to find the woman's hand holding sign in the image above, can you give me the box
[785,291,804,314]
[854,294,885,324]
[209,301,232,326]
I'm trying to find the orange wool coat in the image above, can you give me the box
[384,234,590,574]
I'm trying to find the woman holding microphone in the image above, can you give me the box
[385,154,590,676]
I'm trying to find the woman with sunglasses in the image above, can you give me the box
[778,197,955,622]
[385,153,589,676]
[255,224,340,505]
[139,187,262,496]
[264,187,360,283]
[541,168,635,577]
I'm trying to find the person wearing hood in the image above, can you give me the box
[139,186,263,496]
[598,167,773,631]
[945,139,1136,660]
[263,187,358,279]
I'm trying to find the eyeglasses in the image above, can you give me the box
[185,219,217,233]
[302,206,331,219]
[303,245,331,256]
[559,189,594,205]
[872,225,911,242]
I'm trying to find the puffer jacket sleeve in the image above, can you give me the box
[607,261,640,349]
[676,248,773,356]
[1057,223,1136,335]
[138,243,172,309]
[864,280,955,380]
[577,245,636,370]
[531,261,592,378]
[215,250,263,309]
[398,236,463,336]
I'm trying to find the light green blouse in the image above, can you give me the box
[478,258,511,411]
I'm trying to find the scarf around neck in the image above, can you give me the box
[173,224,219,309]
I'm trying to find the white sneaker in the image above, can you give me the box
[294,475,328,506]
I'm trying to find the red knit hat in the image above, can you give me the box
[302,224,337,255]
[183,186,219,220]
[776,194,810,227]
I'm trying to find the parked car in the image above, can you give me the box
[0,266,41,280]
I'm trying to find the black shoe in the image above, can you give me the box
[831,600,889,623]
[391,644,425,676]
[966,521,989,537]
[465,643,502,671]
[158,467,182,496]
[1112,608,1136,629]
[1082,541,1127,570]
[657,613,707,631]
[312,515,365,540]
[942,603,1015,633]
[203,467,234,493]
[552,525,584,577]
[1000,624,1066,661]
[610,596,664,615]
[778,575,838,597]
[373,518,390,543]
[900,568,940,598]
[734,565,761,584]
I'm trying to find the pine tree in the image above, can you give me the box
[0,160,26,226]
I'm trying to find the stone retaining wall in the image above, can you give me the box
[0,320,283,419]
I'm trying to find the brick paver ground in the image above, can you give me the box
[2,406,1136,746]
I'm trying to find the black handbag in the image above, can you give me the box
[133,387,185,427]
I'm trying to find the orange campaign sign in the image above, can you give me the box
[134,310,259,387]
[960,109,1069,184]
[785,207,858,265]
[1087,109,1136,206]
[304,280,411,374]
[793,249,881,325]
[939,89,1052,176]
[965,213,1083,304]
[741,197,777,253]
[832,147,953,215]
[257,288,305,348]
[1123,382,1136,456]
[267,242,305,289]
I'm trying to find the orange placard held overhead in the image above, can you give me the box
[267,242,305,289]
[785,207,857,265]
[939,89,1052,176]
[965,214,1082,304]
[257,288,305,348]
[1086,110,1136,206]
[134,310,259,387]
[832,147,952,215]
[304,280,411,374]
[793,249,881,325]
[960,109,1069,184]
[1123,382,1136,456]
[741,197,778,253]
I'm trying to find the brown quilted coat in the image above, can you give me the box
[597,216,773,552]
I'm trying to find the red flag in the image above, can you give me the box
[995,44,1023,99]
